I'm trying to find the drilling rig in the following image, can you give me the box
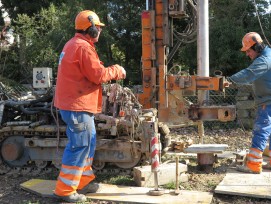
[138,0,235,127]
[0,0,235,175]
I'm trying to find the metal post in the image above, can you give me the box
[149,132,165,196]
[175,156,180,195]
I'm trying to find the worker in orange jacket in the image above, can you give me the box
[53,10,126,203]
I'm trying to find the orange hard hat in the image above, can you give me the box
[75,10,105,30]
[241,32,263,52]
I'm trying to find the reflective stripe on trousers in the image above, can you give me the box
[55,110,96,196]
[246,148,263,172]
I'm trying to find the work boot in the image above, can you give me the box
[236,165,261,174]
[77,182,100,194]
[262,162,271,170]
[54,192,87,203]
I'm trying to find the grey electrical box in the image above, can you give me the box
[33,67,52,89]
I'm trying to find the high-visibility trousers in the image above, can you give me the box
[55,110,96,196]
[247,104,271,172]
[246,148,263,172]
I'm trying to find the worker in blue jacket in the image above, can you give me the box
[228,32,271,174]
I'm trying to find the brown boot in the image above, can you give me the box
[236,165,261,174]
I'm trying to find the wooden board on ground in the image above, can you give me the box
[20,179,56,198]
[20,179,213,204]
[215,168,271,199]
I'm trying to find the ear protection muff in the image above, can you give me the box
[252,36,264,53]
[87,16,99,38]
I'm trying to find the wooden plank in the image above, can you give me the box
[184,144,228,154]
[20,179,213,204]
[89,184,213,204]
[215,168,271,199]
[166,151,236,159]
[20,179,55,198]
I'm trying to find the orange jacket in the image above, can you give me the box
[54,33,124,113]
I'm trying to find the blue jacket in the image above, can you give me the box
[229,47,271,106]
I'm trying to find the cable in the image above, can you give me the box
[253,0,271,47]
[169,0,197,64]
[50,89,61,155]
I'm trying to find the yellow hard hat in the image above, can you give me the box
[75,10,105,30]
[241,32,263,52]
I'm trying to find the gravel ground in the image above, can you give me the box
[0,127,270,204]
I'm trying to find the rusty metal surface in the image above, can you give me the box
[1,141,23,161]
[188,105,236,122]
[197,153,216,165]
[1,136,30,166]
[167,75,227,92]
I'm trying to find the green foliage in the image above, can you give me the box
[172,0,271,77]
[209,0,253,76]
[1,3,85,83]
[0,16,4,27]
[96,0,145,85]
[163,181,177,190]
[0,46,20,81]
[95,173,136,186]
[1,0,67,19]
[108,175,136,186]
[9,4,65,82]
[0,75,24,88]
[1,1,271,85]
[0,1,145,85]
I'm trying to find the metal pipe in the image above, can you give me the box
[29,120,46,128]
[197,0,209,144]
[5,121,32,126]
[197,0,209,102]
[0,101,4,124]
[146,0,149,10]
[179,0,185,12]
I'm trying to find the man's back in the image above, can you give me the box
[252,47,271,106]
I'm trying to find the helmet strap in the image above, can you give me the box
[76,30,87,34]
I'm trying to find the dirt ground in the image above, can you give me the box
[0,127,271,204]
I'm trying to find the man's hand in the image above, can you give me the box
[114,64,126,79]
[224,81,232,88]
[120,66,126,79]
[225,77,234,87]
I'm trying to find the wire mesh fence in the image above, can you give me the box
[185,85,255,130]
[131,84,255,130]
[0,80,255,131]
